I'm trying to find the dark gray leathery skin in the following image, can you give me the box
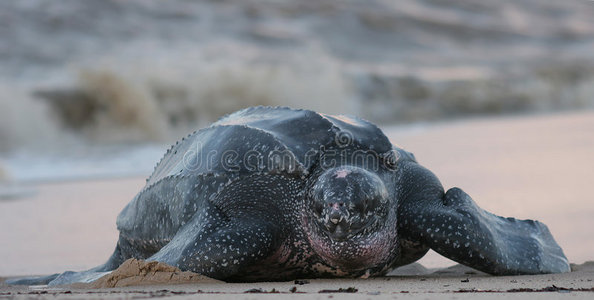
[396,160,570,275]
[6,106,569,286]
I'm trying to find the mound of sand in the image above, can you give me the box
[78,259,220,288]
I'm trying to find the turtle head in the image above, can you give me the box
[305,165,396,271]
[309,166,389,242]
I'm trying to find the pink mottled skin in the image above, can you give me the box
[302,213,399,275]
[334,169,351,178]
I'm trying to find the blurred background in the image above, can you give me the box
[0,0,593,276]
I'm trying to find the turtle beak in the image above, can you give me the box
[324,207,351,241]
[329,210,344,225]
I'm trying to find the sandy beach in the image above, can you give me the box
[1,111,593,298]
[1,262,593,299]
[2,0,593,298]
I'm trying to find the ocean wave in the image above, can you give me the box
[3,58,594,156]
[1,58,594,184]
[1,0,594,158]
[0,83,62,153]
[24,55,354,146]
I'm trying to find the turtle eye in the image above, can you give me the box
[314,202,324,216]
[354,198,371,214]
[362,196,382,215]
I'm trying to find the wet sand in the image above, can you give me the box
[1,111,593,297]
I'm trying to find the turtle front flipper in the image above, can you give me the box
[397,163,570,275]
[147,203,284,280]
[148,173,298,281]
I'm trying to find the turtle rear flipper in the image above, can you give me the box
[6,267,111,286]
[5,273,60,285]
[400,186,570,275]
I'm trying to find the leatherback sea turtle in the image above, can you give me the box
[10,106,569,285]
